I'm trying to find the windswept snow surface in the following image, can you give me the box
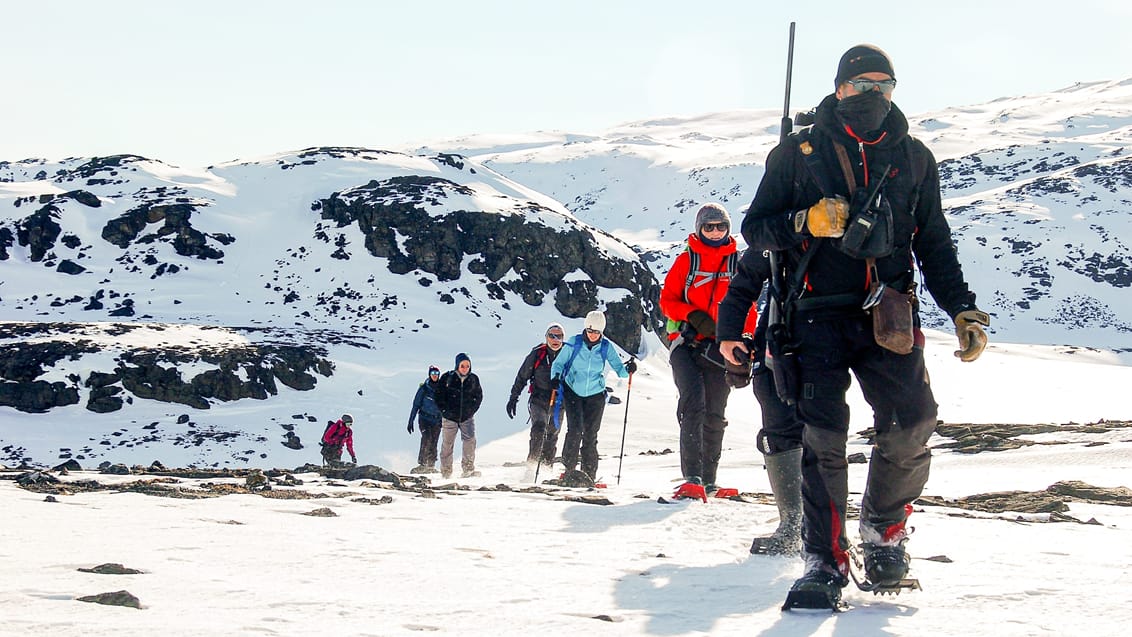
[2,334,1131,636]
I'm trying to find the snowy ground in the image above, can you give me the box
[2,332,1131,636]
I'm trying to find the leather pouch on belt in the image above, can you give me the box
[871,284,914,355]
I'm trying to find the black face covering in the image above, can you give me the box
[836,90,891,135]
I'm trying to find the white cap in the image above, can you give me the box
[584,310,606,333]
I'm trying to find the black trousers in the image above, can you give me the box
[526,396,559,463]
[416,422,441,467]
[561,386,607,480]
[670,341,730,485]
[794,314,938,561]
[751,369,803,455]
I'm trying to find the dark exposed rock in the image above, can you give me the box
[17,471,59,485]
[303,507,337,517]
[101,463,131,475]
[281,431,303,450]
[0,226,13,260]
[78,563,144,575]
[101,201,226,261]
[917,480,1132,517]
[0,380,80,413]
[340,464,403,487]
[56,259,86,275]
[53,459,82,472]
[76,590,141,609]
[351,495,394,505]
[15,203,62,262]
[857,420,1132,454]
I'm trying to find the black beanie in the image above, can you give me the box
[835,44,895,87]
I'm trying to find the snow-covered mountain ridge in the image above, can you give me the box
[422,78,1132,354]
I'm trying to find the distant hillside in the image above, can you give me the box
[423,79,1132,356]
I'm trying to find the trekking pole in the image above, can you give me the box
[616,364,635,485]
[533,388,557,483]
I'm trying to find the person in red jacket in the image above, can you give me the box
[320,413,356,466]
[660,203,756,500]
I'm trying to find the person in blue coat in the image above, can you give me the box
[550,310,635,481]
[406,365,443,474]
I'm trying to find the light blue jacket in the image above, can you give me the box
[550,334,628,398]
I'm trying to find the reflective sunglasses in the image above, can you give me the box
[701,222,729,232]
[546,333,564,341]
[846,78,897,95]
[584,328,602,335]
[429,370,440,376]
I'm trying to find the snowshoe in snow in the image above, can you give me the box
[673,476,707,502]
[712,487,740,498]
[851,504,920,595]
[849,544,920,595]
[549,469,596,488]
[782,553,849,612]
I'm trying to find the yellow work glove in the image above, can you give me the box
[953,310,990,362]
[794,196,850,238]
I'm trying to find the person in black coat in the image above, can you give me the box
[506,323,565,467]
[740,44,990,603]
[434,352,483,479]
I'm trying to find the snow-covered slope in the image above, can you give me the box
[0,148,659,467]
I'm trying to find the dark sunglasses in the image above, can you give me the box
[847,78,897,95]
[584,328,602,335]
[546,333,564,341]
[701,222,729,232]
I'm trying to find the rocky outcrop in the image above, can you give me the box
[317,175,661,352]
[0,323,335,413]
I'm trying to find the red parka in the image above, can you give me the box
[660,233,757,342]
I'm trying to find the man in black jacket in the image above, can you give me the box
[741,44,990,606]
[506,323,565,468]
[435,353,484,479]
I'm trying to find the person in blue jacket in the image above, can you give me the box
[406,365,443,474]
[550,310,636,481]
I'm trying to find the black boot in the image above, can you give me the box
[750,447,802,555]
[782,552,849,611]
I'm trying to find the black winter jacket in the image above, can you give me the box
[716,248,771,342]
[508,344,560,403]
[434,371,483,423]
[741,93,978,320]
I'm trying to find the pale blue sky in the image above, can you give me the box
[3,0,1129,167]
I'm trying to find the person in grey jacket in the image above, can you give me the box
[507,323,565,468]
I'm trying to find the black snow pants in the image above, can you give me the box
[670,340,730,485]
[526,393,559,464]
[417,421,441,467]
[561,386,607,480]
[794,314,938,563]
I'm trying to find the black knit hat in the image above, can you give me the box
[835,44,895,87]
